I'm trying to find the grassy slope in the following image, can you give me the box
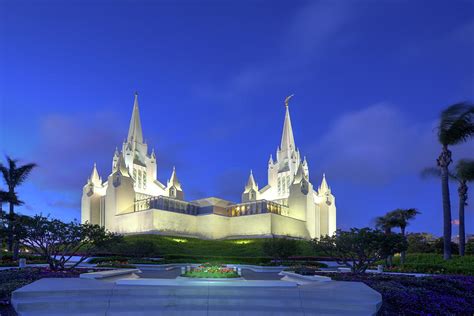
[123,234,315,257]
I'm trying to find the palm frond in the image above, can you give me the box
[438,102,474,146]
[14,163,37,186]
[456,159,474,182]
[421,167,441,178]
[421,166,458,181]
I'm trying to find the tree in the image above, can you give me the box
[0,190,23,260]
[422,159,474,256]
[436,102,474,260]
[455,160,474,256]
[0,156,36,251]
[312,228,407,274]
[386,208,420,263]
[18,215,122,270]
[374,213,399,266]
[406,233,436,253]
[262,237,299,262]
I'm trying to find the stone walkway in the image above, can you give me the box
[12,278,382,315]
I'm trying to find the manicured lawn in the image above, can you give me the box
[317,272,474,315]
[386,253,474,275]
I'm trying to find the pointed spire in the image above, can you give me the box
[268,154,274,165]
[115,153,130,177]
[127,92,144,144]
[168,166,182,190]
[318,173,330,194]
[151,148,156,159]
[244,169,258,192]
[280,95,296,152]
[293,162,305,184]
[89,163,102,185]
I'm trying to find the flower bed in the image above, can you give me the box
[182,263,239,278]
[315,272,474,315]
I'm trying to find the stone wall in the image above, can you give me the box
[113,208,310,239]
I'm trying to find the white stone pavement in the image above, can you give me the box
[12,277,382,316]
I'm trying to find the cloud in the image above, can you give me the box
[194,1,355,101]
[47,199,81,209]
[31,112,124,191]
[311,103,472,185]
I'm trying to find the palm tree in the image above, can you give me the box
[0,156,36,251]
[423,160,474,256]
[436,102,474,260]
[455,160,474,256]
[0,189,8,259]
[375,214,399,266]
[387,208,420,264]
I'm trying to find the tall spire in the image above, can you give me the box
[127,92,144,144]
[89,163,102,185]
[168,166,182,190]
[280,95,296,152]
[318,173,330,194]
[244,169,258,192]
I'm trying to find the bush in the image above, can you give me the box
[88,256,129,264]
[434,237,459,255]
[162,254,272,265]
[262,237,300,261]
[466,240,474,255]
[0,268,81,301]
[386,253,474,275]
[313,228,407,273]
[97,234,319,258]
[18,215,122,270]
[315,272,474,315]
[406,233,436,253]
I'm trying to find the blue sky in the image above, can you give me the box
[0,0,473,236]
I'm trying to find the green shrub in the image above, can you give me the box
[466,240,474,255]
[96,262,136,269]
[97,234,319,258]
[88,256,129,264]
[262,237,300,261]
[386,253,474,275]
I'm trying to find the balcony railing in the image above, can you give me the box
[134,196,288,218]
[226,200,288,217]
[134,195,200,215]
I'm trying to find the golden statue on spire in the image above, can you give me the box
[284,94,294,107]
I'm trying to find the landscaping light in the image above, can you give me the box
[233,240,253,245]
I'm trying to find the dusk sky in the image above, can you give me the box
[1,0,473,236]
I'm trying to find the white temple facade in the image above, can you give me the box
[81,93,336,239]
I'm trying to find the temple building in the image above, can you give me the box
[81,93,336,239]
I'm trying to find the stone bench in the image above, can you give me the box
[80,269,141,280]
[279,271,331,284]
